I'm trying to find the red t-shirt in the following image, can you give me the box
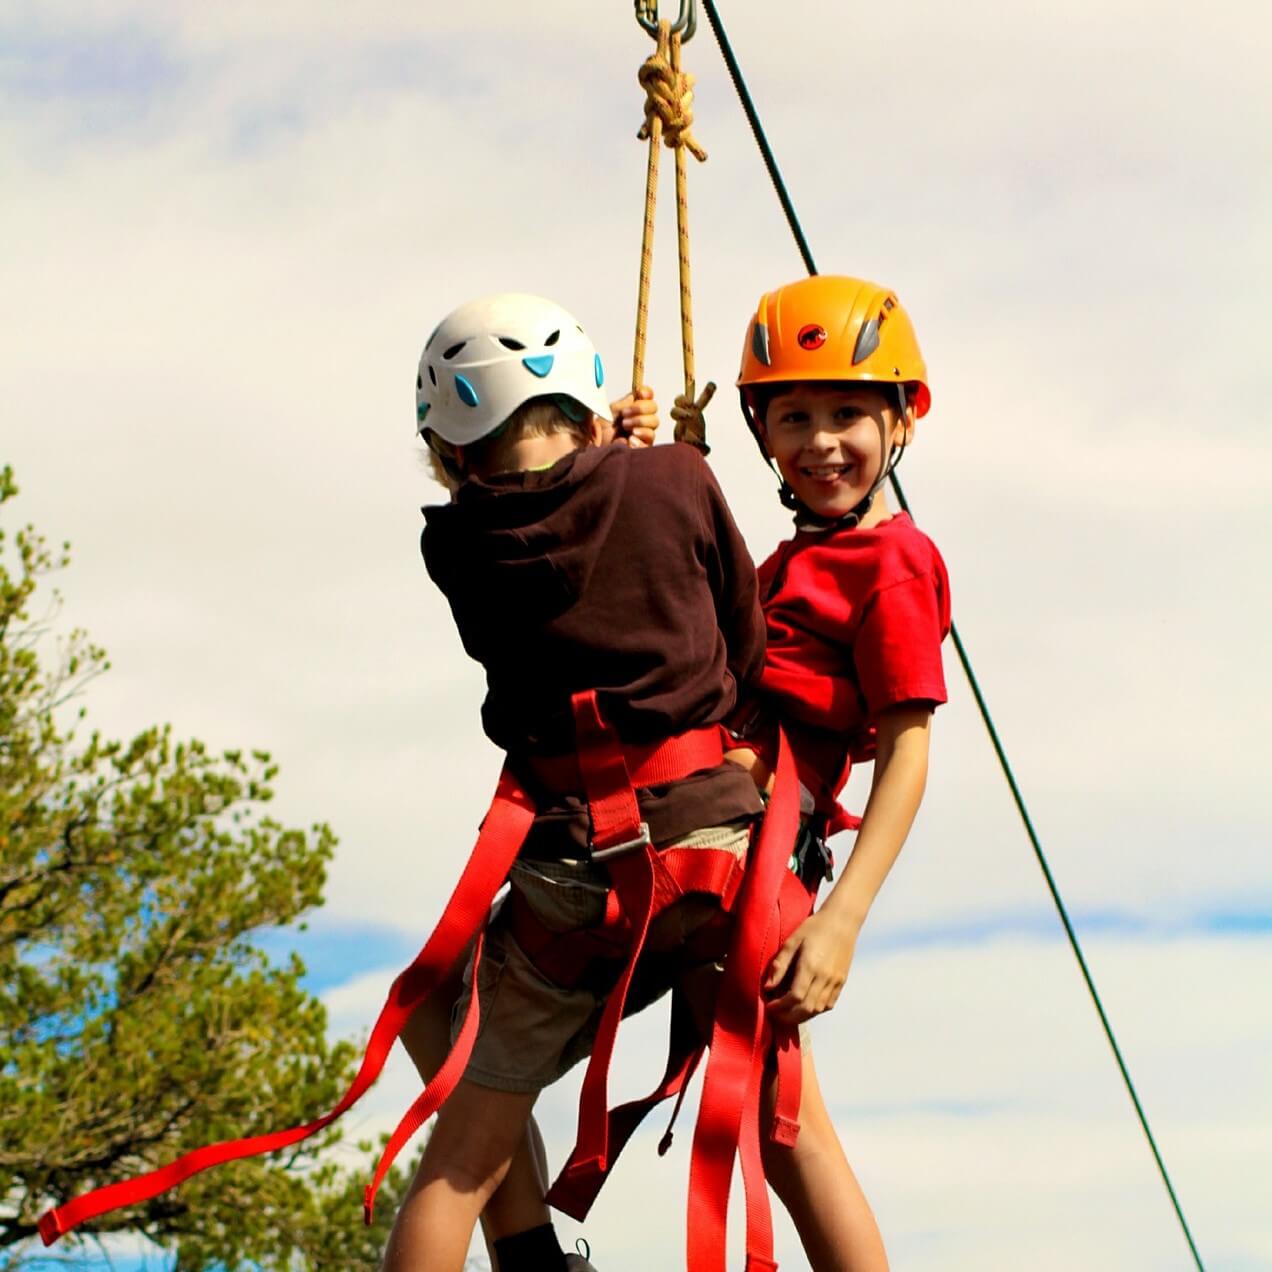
[754,512,951,819]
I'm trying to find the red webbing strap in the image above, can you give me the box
[544,847,741,1218]
[739,874,818,1267]
[527,725,725,796]
[769,1024,802,1148]
[38,767,536,1248]
[509,887,632,989]
[554,689,656,1180]
[560,847,658,1181]
[512,842,742,993]
[548,986,704,1220]
[686,729,799,1272]
[657,845,744,912]
[741,840,819,1266]
[737,1015,778,1272]
[363,924,490,1224]
[769,870,816,1148]
[628,730,725,785]
[827,802,862,836]
[571,689,645,850]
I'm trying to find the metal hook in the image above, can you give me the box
[635,0,697,42]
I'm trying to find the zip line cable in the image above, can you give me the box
[697,2,1206,1267]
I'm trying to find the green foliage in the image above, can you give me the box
[0,468,417,1268]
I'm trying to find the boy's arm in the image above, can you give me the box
[764,703,932,1025]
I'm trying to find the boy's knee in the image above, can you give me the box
[423,1135,516,1205]
[761,1137,801,1201]
[760,1116,836,1200]
[419,1092,532,1204]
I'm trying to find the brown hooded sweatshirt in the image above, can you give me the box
[422,442,765,856]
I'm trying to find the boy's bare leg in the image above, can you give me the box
[481,1119,553,1243]
[399,988,554,1265]
[382,1079,539,1272]
[527,1115,551,1187]
[762,1045,889,1272]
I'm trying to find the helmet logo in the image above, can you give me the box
[797,324,827,351]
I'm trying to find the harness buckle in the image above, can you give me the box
[590,822,652,862]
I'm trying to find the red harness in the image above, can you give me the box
[39,691,812,1272]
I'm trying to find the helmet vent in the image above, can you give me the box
[416,374,422,390]
[454,374,480,407]
[852,318,880,365]
[751,321,771,366]
[497,336,526,351]
[442,341,467,360]
[544,329,561,347]
[428,365,437,387]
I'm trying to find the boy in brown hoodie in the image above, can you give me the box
[385,292,767,1272]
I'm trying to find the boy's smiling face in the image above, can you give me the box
[760,382,913,522]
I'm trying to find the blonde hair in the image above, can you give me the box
[420,444,459,493]
[422,395,592,486]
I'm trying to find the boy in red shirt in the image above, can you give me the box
[712,273,950,1268]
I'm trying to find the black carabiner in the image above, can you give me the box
[635,0,697,42]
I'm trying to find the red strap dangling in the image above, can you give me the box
[39,768,536,1247]
[686,728,799,1272]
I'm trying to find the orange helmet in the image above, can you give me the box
[737,275,930,443]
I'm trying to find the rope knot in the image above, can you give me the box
[672,381,716,454]
[638,47,707,162]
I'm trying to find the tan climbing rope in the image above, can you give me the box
[632,18,715,454]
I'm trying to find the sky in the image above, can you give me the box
[3,1,1271,1268]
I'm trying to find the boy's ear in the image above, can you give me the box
[587,413,613,446]
[902,403,918,445]
[893,400,917,448]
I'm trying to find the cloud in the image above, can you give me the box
[3,0,1267,962]
[313,930,1272,1270]
[3,2,1270,1265]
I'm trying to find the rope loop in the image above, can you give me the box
[631,20,711,452]
[638,38,707,161]
[671,382,715,455]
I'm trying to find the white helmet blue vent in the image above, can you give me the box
[415,293,612,446]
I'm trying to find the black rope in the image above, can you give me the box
[700,2,1206,1268]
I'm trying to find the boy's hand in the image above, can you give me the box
[763,908,860,1025]
[610,385,660,448]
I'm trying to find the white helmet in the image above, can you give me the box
[415,293,612,446]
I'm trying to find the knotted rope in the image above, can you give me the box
[632,21,714,454]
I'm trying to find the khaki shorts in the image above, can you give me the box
[453,822,751,1093]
